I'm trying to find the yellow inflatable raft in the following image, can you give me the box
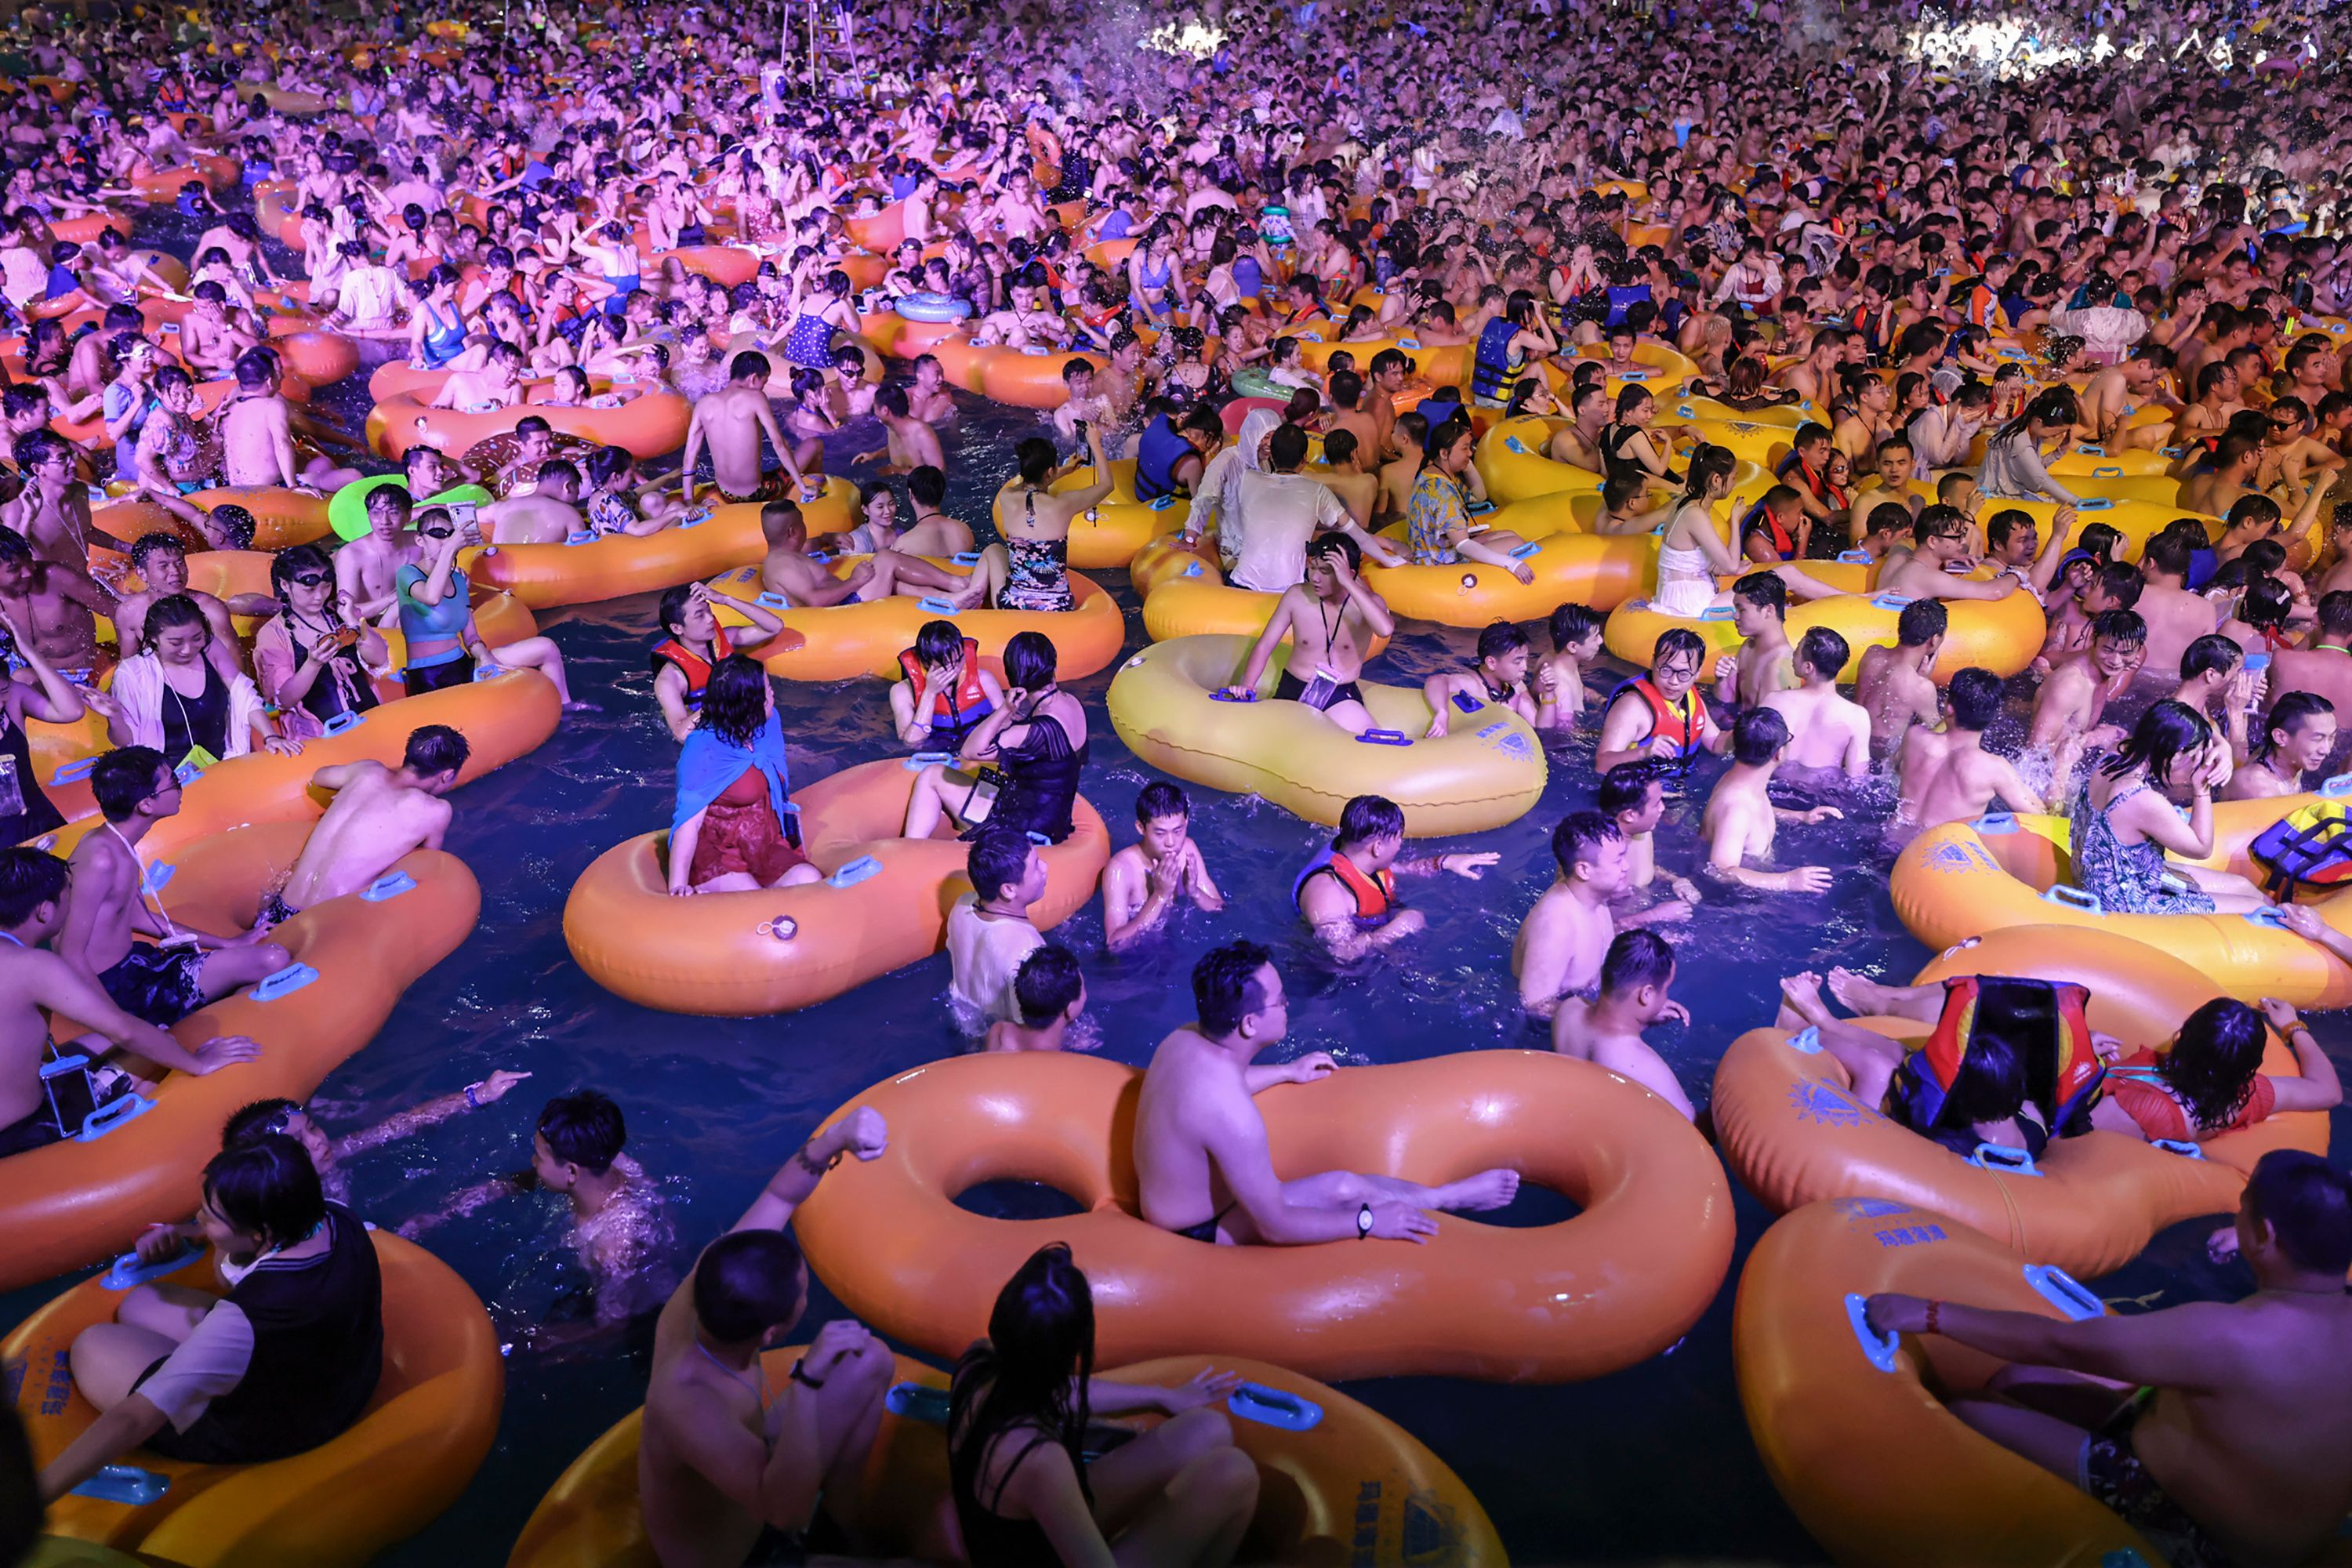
[704,563,1126,682]
[1048,458,1189,568]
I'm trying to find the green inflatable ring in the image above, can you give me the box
[327,477,493,541]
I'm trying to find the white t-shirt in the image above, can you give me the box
[946,895,1041,1022]
[1228,470,1349,593]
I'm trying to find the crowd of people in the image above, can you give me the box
[5,0,2352,1559]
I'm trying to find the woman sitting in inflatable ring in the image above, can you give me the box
[898,630,1087,845]
[669,655,822,895]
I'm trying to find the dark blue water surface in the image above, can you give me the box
[3,208,2346,1568]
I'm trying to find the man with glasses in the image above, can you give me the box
[1876,504,2028,604]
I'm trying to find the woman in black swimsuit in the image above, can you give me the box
[948,1243,1261,1568]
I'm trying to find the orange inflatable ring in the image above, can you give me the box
[0,825,479,1290]
[129,156,241,203]
[858,310,964,360]
[1889,795,2352,1005]
[53,211,132,245]
[34,670,561,860]
[978,342,1103,409]
[9,1231,501,1567]
[465,482,857,609]
[703,562,1126,682]
[795,1049,1733,1382]
[506,1346,1502,1568]
[264,315,361,385]
[1047,459,1189,568]
[1292,328,1473,388]
[1711,925,2330,1278]
[1737,1197,2167,1568]
[56,373,313,447]
[366,391,692,463]
[564,757,1107,1015]
[94,486,332,552]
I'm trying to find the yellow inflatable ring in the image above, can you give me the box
[9,1232,500,1567]
[795,1050,1732,1382]
[1105,633,1544,836]
[1049,458,1189,568]
[564,758,1108,1016]
[1606,581,2045,682]
[94,487,332,552]
[1889,797,2352,1006]
[706,563,1126,683]
[507,1346,1503,1568]
[1711,924,2328,1277]
[1363,498,1656,623]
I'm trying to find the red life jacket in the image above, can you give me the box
[896,637,995,741]
[649,629,733,706]
[1290,847,1396,928]
[1609,676,1704,761]
[1897,975,2103,1137]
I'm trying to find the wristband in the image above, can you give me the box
[464,1083,481,1109]
[796,1138,844,1176]
[1924,1299,1943,1335]
[790,1359,825,1390]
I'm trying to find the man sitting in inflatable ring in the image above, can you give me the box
[1132,939,1522,1246]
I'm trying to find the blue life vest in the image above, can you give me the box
[1134,415,1191,503]
[1471,316,1517,401]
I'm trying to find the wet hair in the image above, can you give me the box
[2242,1149,2352,1275]
[93,746,170,823]
[908,465,947,508]
[201,1134,325,1251]
[1549,601,1602,651]
[1193,939,1275,1038]
[403,724,470,779]
[2140,532,2195,580]
[697,655,773,748]
[728,350,771,383]
[1947,667,2004,732]
[966,828,1035,904]
[1596,759,1668,818]
[0,847,67,929]
[1307,532,1361,573]
[206,505,256,551]
[1002,630,1056,692]
[1552,809,1623,874]
[2260,691,2336,763]
[1680,442,1737,502]
[1014,437,1059,486]
[1334,793,1406,848]
[1012,943,1083,1027]
[693,1229,805,1344]
[2102,698,2208,782]
[221,1097,303,1149]
[1136,780,1189,824]
[2241,577,2292,634]
[129,532,187,573]
[2159,998,2268,1132]
[2090,562,2144,610]
[1985,508,2035,552]
[1732,706,1791,766]
[1794,626,1849,679]
[1475,621,1529,665]
[912,619,964,670]
[1651,626,1706,672]
[1940,1024,2029,1130]
[2090,608,2148,649]
[1599,928,1674,997]
[1733,571,1787,617]
[2180,633,2243,681]
[536,1091,626,1175]
[951,1243,1095,1499]
[1894,597,1949,648]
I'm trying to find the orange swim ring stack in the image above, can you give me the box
[794,1049,1733,1382]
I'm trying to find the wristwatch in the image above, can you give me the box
[790,1359,825,1391]
[1356,1202,1374,1240]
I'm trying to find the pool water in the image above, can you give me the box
[11,212,2350,1565]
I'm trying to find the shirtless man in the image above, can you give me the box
[2135,533,2223,676]
[1422,621,1546,737]
[2179,432,2263,520]
[848,384,946,474]
[426,339,528,412]
[2172,633,2259,763]
[2267,590,2352,718]
[4,430,107,569]
[1700,709,1840,893]
[174,283,260,375]
[681,352,811,507]
[1762,626,1870,778]
[0,848,258,1158]
[2223,692,2338,800]
[967,275,1070,350]
[1222,535,1392,736]
[1544,384,1612,474]
[1134,940,1519,1244]
[1715,572,1798,710]
[1599,758,1701,904]
[218,352,352,491]
[113,535,263,681]
[893,465,975,561]
[1101,781,1223,953]
[260,726,468,927]
[336,483,416,627]
[481,461,586,545]
[1876,506,2024,604]
[2077,343,2179,449]
[56,748,293,1027]
[1551,930,1695,1120]
[1855,598,1947,757]
[1515,811,1688,1016]
[1293,793,1497,963]
[756,498,979,608]
[635,1105,924,1567]
[1316,428,1381,529]
[2029,609,2147,786]
[1867,1150,2352,1568]
[1895,666,2045,829]
[0,526,110,673]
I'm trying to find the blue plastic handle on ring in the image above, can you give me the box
[2041,884,2103,916]
[1676,405,1696,418]
[2094,466,2122,478]
[1969,1142,2042,1177]
[757,590,790,608]
[1147,494,1177,511]
[1228,1383,1324,1431]
[324,704,371,736]
[1398,336,1421,351]
[1846,1293,1901,1374]
[74,1091,155,1142]
[1836,550,1871,564]
[952,550,983,565]
[916,596,958,614]
[73,1465,169,1507]
[1355,728,1413,746]
[1509,541,1541,558]
[1504,435,1529,454]
[140,862,175,897]
[1871,592,1915,611]
[2078,497,2114,510]
[1209,688,1258,702]
[1025,829,1051,845]
[1700,604,1735,622]
[1452,692,1481,714]
[1973,811,2019,835]
[2244,905,2288,929]
[2321,771,2352,798]
[471,662,504,683]
[104,1241,203,1290]
[904,750,953,769]
[827,855,883,889]
[361,870,416,902]
[2075,443,2107,456]
[49,755,97,785]
[253,963,320,1002]
[678,507,713,528]
[805,550,834,564]
[1466,498,1497,517]
[884,1381,952,1425]
[1787,1025,1822,1054]
[2152,1137,2206,1160]
[173,760,205,786]
[2022,1262,2103,1319]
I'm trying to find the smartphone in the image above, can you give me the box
[444,500,478,528]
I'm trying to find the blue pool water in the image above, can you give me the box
[9,212,2349,1564]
